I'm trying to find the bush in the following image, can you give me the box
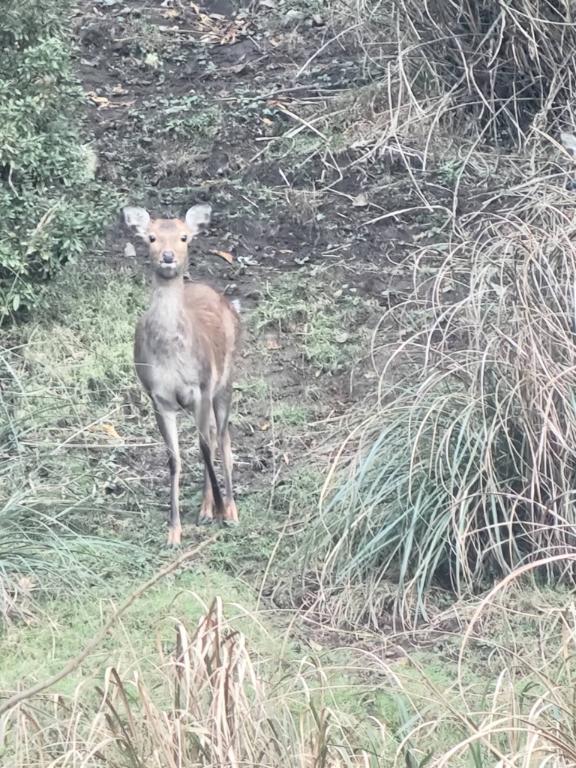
[0,0,118,318]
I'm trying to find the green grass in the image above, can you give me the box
[253,270,369,373]
[0,569,286,694]
[130,94,221,143]
[272,402,311,426]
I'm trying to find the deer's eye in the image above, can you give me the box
[149,234,156,243]
[180,234,187,242]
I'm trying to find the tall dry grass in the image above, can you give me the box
[0,596,384,767]
[297,1,576,623]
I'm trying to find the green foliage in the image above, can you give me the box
[0,0,119,318]
[130,94,221,142]
[0,265,153,609]
[253,273,367,373]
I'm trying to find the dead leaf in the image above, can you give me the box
[259,420,271,431]
[86,91,110,107]
[211,249,235,263]
[111,84,128,95]
[161,8,180,18]
[85,91,133,109]
[124,243,136,258]
[100,423,121,440]
[265,335,282,350]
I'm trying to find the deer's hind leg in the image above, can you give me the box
[198,406,218,525]
[214,386,238,526]
[195,391,225,525]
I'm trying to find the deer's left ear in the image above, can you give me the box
[185,204,212,236]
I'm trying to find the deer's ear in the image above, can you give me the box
[185,204,212,236]
[123,207,151,239]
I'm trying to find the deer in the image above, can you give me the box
[123,204,240,546]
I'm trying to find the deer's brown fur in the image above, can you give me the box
[124,204,240,545]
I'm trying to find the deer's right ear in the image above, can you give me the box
[123,207,151,239]
[185,204,212,236]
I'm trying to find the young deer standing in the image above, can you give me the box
[123,204,240,546]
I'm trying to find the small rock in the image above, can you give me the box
[352,193,368,208]
[282,9,305,27]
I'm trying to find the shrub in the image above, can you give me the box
[0,0,118,318]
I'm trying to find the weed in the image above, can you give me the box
[253,272,370,373]
[130,94,221,143]
[272,402,311,426]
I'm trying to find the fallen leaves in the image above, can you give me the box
[88,423,122,441]
[188,4,252,45]
[211,249,235,264]
[85,90,134,109]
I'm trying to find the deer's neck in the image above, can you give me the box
[149,276,185,332]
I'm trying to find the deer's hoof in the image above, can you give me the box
[167,526,182,547]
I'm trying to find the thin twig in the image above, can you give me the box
[0,538,216,716]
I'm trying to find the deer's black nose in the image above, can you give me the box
[162,251,175,264]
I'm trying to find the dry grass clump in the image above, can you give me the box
[304,155,576,623]
[0,598,381,767]
[290,0,576,625]
[5,569,576,766]
[357,0,576,146]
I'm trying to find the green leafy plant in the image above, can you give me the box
[0,0,119,318]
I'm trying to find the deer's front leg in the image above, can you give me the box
[154,405,182,546]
